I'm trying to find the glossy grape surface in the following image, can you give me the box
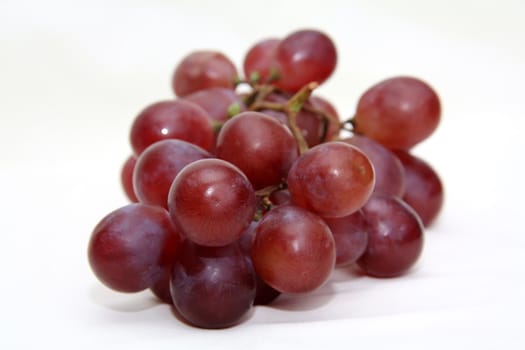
[262,93,340,147]
[216,111,299,189]
[269,189,291,206]
[238,222,281,305]
[121,155,138,202]
[130,99,214,154]
[87,28,446,329]
[133,139,211,208]
[324,210,369,266]
[273,29,337,92]
[183,87,246,123]
[168,158,257,247]
[357,195,424,277]
[343,135,405,196]
[309,95,341,141]
[172,51,238,97]
[150,266,172,304]
[170,241,256,329]
[88,204,181,293]
[395,150,444,227]
[243,38,280,83]
[287,142,375,218]
[251,205,336,293]
[354,76,441,150]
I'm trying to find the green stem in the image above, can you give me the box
[249,100,285,112]
[211,120,224,134]
[301,104,334,143]
[286,82,319,154]
[245,81,320,155]
[254,181,288,198]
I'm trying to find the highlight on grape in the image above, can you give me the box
[87,28,444,329]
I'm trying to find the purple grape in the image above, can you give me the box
[357,195,424,277]
[88,204,181,293]
[170,241,256,329]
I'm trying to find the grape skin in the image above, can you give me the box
[216,111,299,190]
[354,76,441,150]
[309,95,341,141]
[273,29,337,92]
[268,189,291,206]
[262,93,340,147]
[394,150,444,227]
[87,29,446,329]
[182,87,246,123]
[357,195,424,278]
[133,139,211,209]
[149,266,172,304]
[120,155,138,202]
[88,204,181,293]
[170,241,256,329]
[238,222,281,305]
[168,158,257,247]
[251,205,336,294]
[172,51,238,97]
[130,99,214,155]
[243,38,280,83]
[323,210,369,267]
[343,135,405,197]
[287,141,375,218]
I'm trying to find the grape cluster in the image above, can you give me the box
[88,29,444,329]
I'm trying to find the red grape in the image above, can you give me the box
[357,195,424,277]
[133,139,211,208]
[394,150,444,227]
[250,265,282,306]
[168,158,257,247]
[323,210,369,267]
[243,38,280,82]
[287,141,375,218]
[238,222,281,305]
[170,241,256,329]
[87,28,445,329]
[343,134,405,197]
[309,95,341,141]
[88,203,181,293]
[261,93,340,147]
[251,205,336,293]
[172,51,238,97]
[268,189,291,206]
[120,155,138,202]
[273,29,337,92]
[309,95,339,120]
[354,76,441,150]
[149,266,172,304]
[216,111,299,189]
[130,99,214,154]
[182,87,246,123]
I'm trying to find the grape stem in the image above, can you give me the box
[242,84,275,108]
[249,82,319,154]
[253,181,288,221]
[211,120,224,134]
[301,104,331,143]
[236,68,280,86]
[286,83,318,154]
[255,181,288,198]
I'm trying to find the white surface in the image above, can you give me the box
[1,0,524,348]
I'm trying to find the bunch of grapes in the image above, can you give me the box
[88,29,444,329]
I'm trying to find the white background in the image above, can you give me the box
[1,0,524,348]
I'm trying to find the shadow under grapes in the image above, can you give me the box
[89,284,160,312]
[267,281,336,312]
